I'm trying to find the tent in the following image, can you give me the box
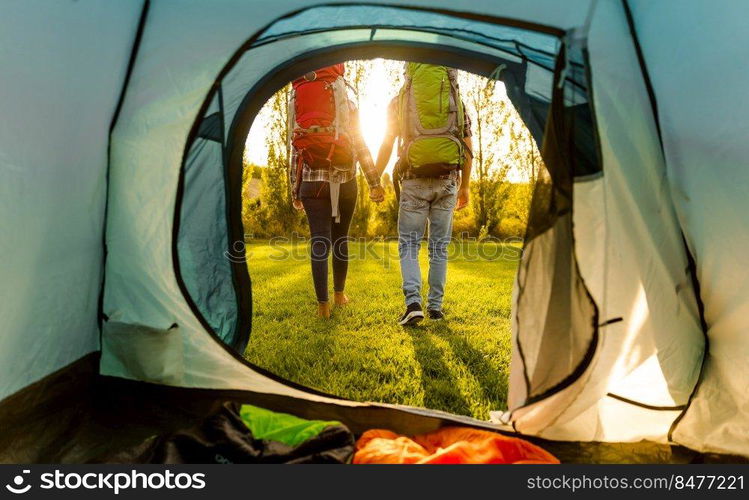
[1,0,747,463]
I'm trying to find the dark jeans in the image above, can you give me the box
[299,179,357,303]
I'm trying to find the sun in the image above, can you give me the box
[353,60,400,175]
[357,96,389,171]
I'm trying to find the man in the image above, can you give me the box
[375,63,472,325]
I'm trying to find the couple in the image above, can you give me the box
[289,62,472,326]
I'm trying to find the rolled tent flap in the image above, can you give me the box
[505,41,600,428]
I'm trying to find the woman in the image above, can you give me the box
[289,63,384,318]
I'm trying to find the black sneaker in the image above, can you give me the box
[427,309,445,321]
[399,302,424,326]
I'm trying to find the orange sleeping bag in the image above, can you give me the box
[353,427,559,464]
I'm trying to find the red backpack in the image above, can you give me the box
[290,64,355,179]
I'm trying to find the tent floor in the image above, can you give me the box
[1,354,745,464]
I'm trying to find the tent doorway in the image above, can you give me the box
[240,57,540,419]
[175,5,601,428]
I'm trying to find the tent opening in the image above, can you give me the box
[175,9,600,425]
[240,57,541,419]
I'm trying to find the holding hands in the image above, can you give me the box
[369,185,385,203]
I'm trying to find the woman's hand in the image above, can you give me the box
[292,199,304,211]
[369,185,385,203]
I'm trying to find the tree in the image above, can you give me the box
[242,83,304,238]
[270,83,305,235]
[456,69,545,238]
[345,60,367,107]
[494,108,542,236]
[459,71,510,235]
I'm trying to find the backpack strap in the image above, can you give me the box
[396,78,412,162]
[457,135,473,159]
[447,68,459,115]
[293,155,304,199]
[393,159,403,202]
[287,91,295,152]
[447,71,472,161]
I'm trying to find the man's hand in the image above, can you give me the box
[369,185,385,203]
[292,199,304,211]
[456,187,470,211]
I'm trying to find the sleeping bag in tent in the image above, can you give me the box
[354,427,559,464]
[103,403,355,464]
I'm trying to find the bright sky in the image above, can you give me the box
[355,60,399,172]
[245,59,536,182]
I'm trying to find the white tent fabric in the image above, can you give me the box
[504,0,704,443]
[2,0,748,458]
[0,0,142,399]
[630,0,749,457]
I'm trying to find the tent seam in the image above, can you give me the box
[99,0,150,341]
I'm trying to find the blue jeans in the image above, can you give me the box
[398,176,458,310]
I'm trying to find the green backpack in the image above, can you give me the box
[397,63,467,175]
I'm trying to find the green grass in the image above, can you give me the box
[244,240,519,420]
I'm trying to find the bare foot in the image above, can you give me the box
[318,302,331,319]
[334,292,350,306]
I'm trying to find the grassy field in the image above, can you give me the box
[244,240,520,420]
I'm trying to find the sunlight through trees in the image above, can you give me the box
[243,59,542,239]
